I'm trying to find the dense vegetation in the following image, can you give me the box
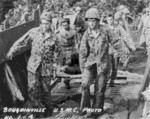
[0,0,149,23]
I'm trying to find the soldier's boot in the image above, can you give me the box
[77,108,87,116]
[109,80,114,87]
[109,71,117,87]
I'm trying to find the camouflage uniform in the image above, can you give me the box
[79,26,111,110]
[104,25,120,84]
[117,25,135,66]
[9,27,60,115]
[108,25,135,65]
[104,23,135,87]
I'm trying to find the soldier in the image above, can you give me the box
[71,7,85,34]
[69,7,85,50]
[56,18,79,88]
[106,14,136,86]
[114,9,136,69]
[44,0,51,10]
[55,11,64,31]
[6,12,60,118]
[57,18,79,64]
[138,8,149,31]
[9,1,22,27]
[138,8,150,55]
[79,8,111,117]
[105,14,120,87]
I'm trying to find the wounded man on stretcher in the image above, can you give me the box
[55,53,81,89]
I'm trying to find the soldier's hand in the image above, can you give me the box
[6,51,13,60]
[140,42,146,47]
[59,66,67,71]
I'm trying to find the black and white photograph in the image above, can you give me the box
[0,0,150,118]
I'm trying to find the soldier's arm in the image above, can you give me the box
[54,37,61,67]
[79,31,89,72]
[105,28,119,45]
[96,33,109,74]
[74,31,80,52]
[119,26,136,51]
[8,28,34,55]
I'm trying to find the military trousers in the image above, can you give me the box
[110,54,120,81]
[24,70,53,117]
[80,63,108,110]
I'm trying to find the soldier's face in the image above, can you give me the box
[87,19,98,29]
[107,17,114,25]
[41,19,51,32]
[62,22,70,30]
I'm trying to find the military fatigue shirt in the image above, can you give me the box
[106,25,135,53]
[106,25,135,65]
[9,27,60,76]
[79,26,111,74]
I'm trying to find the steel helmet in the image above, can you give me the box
[85,8,100,20]
[76,7,81,11]
[40,12,52,22]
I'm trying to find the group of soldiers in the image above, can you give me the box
[4,0,144,118]
[0,1,37,31]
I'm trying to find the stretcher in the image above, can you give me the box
[55,65,130,90]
